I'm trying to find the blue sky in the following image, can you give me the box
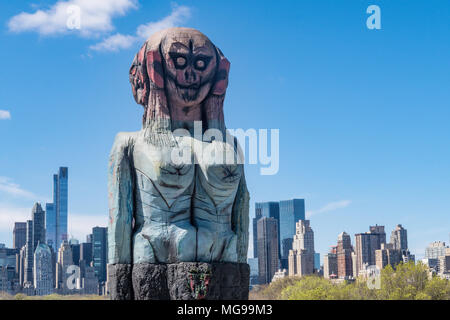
[0,0,449,260]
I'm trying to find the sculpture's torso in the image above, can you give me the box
[125,131,242,264]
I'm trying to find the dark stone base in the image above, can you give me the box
[108,262,249,300]
[107,264,133,300]
[132,263,169,300]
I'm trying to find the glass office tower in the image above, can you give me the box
[57,167,69,247]
[92,227,108,283]
[279,199,305,268]
[32,203,46,249]
[45,167,68,251]
[45,203,56,250]
[253,202,280,259]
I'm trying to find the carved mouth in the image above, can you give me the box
[177,86,200,102]
[176,82,200,90]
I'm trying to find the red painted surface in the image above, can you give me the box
[212,58,230,95]
[130,44,149,106]
[147,50,165,89]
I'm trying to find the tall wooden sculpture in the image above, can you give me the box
[107,28,250,300]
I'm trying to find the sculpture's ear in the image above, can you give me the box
[130,42,167,104]
[211,47,230,96]
[129,43,149,106]
[130,41,170,127]
[145,47,165,90]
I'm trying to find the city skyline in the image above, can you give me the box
[0,165,109,296]
[252,204,426,284]
[1,169,449,295]
[0,166,108,248]
[1,178,449,261]
[1,1,449,261]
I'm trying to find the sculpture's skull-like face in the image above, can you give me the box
[161,30,217,107]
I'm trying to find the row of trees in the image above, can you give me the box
[250,262,450,300]
[0,293,107,300]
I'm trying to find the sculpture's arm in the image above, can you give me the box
[231,167,250,263]
[107,133,135,300]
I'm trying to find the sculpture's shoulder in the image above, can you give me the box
[110,131,140,155]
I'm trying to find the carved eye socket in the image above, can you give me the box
[195,60,205,69]
[175,56,187,68]
[194,57,210,71]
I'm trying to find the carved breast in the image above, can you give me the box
[195,140,243,208]
[133,136,195,213]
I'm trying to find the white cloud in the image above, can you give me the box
[0,110,11,120]
[135,5,190,39]
[0,177,38,199]
[8,0,137,37]
[90,5,191,52]
[306,200,352,218]
[0,204,30,232]
[89,33,137,52]
[68,213,108,241]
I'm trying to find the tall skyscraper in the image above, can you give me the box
[253,202,279,259]
[369,225,386,246]
[252,207,262,258]
[92,227,108,283]
[56,241,73,292]
[390,224,408,250]
[292,220,314,252]
[18,246,26,286]
[20,203,47,287]
[13,222,27,249]
[24,220,33,285]
[257,217,279,284]
[337,232,353,279]
[45,203,56,250]
[354,233,374,276]
[279,199,305,268]
[34,243,53,296]
[70,242,81,266]
[375,243,402,270]
[288,220,315,277]
[32,203,46,250]
[80,242,93,268]
[354,225,386,276]
[46,167,69,251]
[324,246,338,279]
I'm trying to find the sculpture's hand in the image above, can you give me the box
[203,48,230,134]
